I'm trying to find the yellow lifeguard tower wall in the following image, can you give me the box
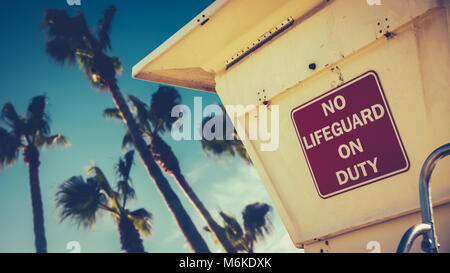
[133,0,450,252]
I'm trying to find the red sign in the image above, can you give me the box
[291,71,409,199]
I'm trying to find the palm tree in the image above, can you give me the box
[0,96,69,253]
[205,202,273,253]
[42,6,209,252]
[201,104,252,165]
[104,86,236,253]
[55,150,152,253]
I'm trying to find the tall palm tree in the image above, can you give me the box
[0,96,69,253]
[201,105,252,165]
[104,86,236,253]
[42,6,209,252]
[205,202,273,253]
[55,150,152,253]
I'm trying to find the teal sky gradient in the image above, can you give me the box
[0,0,302,253]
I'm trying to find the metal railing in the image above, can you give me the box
[397,143,450,253]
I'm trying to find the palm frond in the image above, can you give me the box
[42,9,75,38]
[86,164,123,215]
[123,150,134,175]
[42,9,85,66]
[77,54,98,87]
[111,57,123,75]
[34,133,69,149]
[103,107,123,121]
[0,127,22,170]
[128,95,151,133]
[45,37,76,66]
[55,176,105,229]
[200,106,252,165]
[25,96,50,137]
[117,180,136,202]
[242,202,273,242]
[128,208,152,237]
[116,150,134,179]
[150,85,182,133]
[92,53,119,88]
[97,5,117,51]
[219,212,244,246]
[201,137,235,159]
[86,165,115,199]
[200,113,234,158]
[75,11,100,52]
[1,102,25,135]
[121,131,134,152]
[115,150,136,204]
[43,7,121,91]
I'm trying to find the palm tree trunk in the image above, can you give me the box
[171,171,237,253]
[117,214,145,253]
[148,134,236,252]
[107,82,210,253]
[23,145,47,253]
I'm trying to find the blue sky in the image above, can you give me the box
[0,0,302,253]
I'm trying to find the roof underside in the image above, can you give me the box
[132,0,324,92]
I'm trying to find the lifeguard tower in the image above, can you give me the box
[132,0,450,252]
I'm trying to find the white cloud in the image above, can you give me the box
[209,165,270,213]
[163,227,183,244]
[185,161,212,184]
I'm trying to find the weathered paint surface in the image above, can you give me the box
[134,0,450,252]
[215,1,450,251]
